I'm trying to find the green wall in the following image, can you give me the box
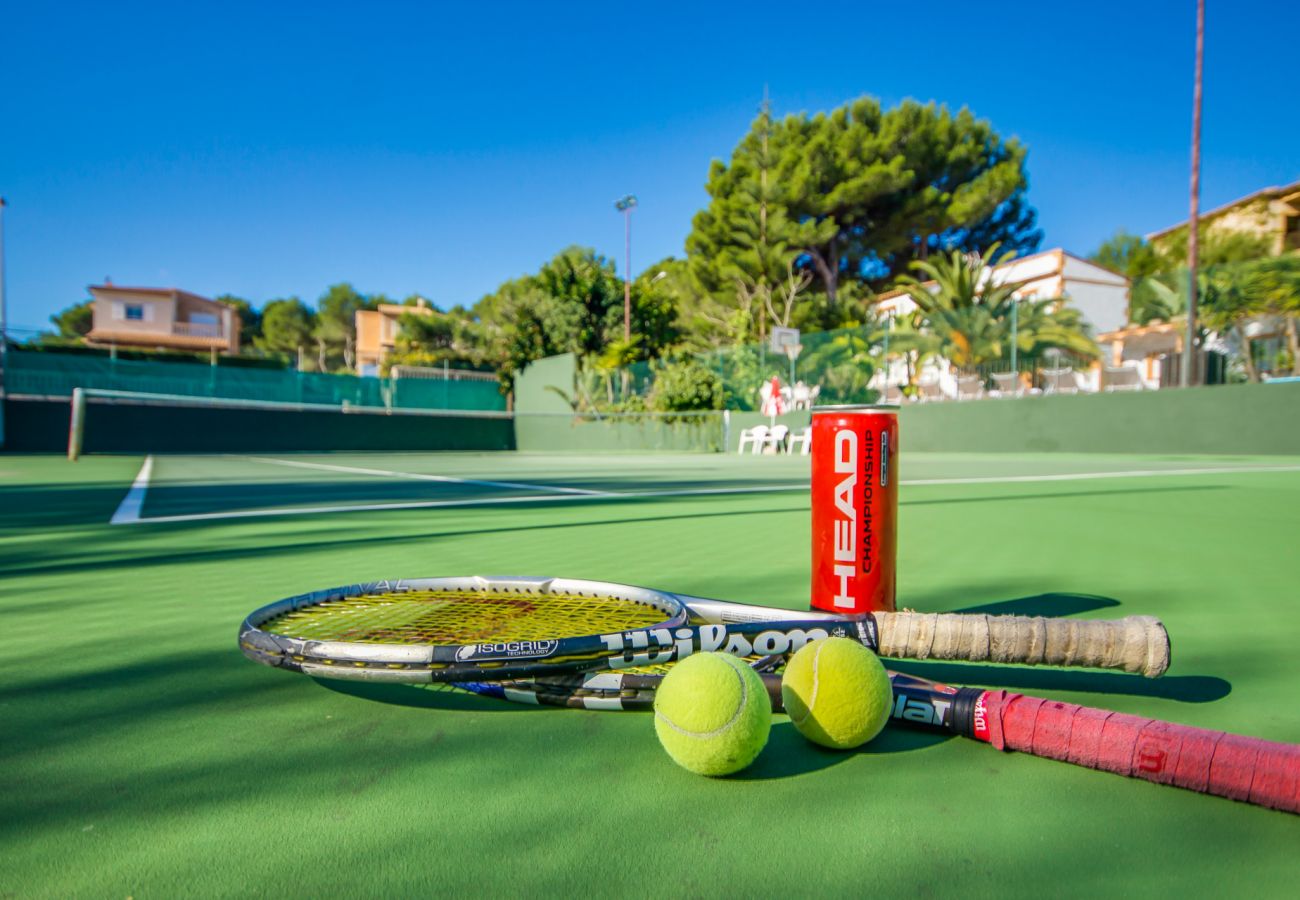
[898,382,1300,455]
[513,352,577,414]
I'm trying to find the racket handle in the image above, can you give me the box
[875,612,1170,677]
[979,691,1300,814]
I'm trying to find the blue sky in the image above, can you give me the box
[2,0,1296,333]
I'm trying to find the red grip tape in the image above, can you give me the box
[980,692,1300,814]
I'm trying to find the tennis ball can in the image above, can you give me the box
[810,404,899,614]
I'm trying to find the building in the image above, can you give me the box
[874,248,1129,333]
[872,248,1128,392]
[86,285,241,355]
[355,300,434,376]
[1099,179,1300,386]
[1146,179,1300,257]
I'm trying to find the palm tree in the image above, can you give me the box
[894,246,1022,367]
[1129,277,1185,325]
[895,245,1098,369]
[1008,299,1099,361]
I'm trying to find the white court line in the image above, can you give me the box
[239,455,613,496]
[110,455,155,525]
[110,463,1300,526]
[114,483,812,525]
[901,465,1300,486]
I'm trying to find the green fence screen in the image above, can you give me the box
[5,350,506,412]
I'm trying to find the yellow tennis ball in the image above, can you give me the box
[781,637,892,750]
[653,652,772,776]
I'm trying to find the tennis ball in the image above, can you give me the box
[781,637,892,750]
[653,652,772,776]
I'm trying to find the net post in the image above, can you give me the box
[722,409,731,453]
[68,387,86,461]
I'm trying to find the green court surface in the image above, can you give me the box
[2,450,1299,896]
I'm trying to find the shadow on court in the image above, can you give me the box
[956,591,1122,617]
[888,658,1230,704]
[735,722,951,781]
[901,483,1223,509]
[315,677,542,713]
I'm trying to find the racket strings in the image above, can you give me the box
[261,588,668,645]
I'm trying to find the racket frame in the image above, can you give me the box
[240,575,869,683]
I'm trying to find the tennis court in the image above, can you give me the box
[2,443,1299,896]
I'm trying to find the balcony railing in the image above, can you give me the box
[170,321,225,338]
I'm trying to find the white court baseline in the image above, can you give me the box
[105,457,1300,526]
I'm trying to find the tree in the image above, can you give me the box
[629,266,682,358]
[471,277,565,390]
[688,97,1041,311]
[1238,255,1300,375]
[471,246,658,392]
[315,282,371,371]
[214,294,261,348]
[687,97,811,340]
[1129,277,1186,326]
[655,255,756,349]
[800,318,888,404]
[50,300,94,338]
[254,297,316,364]
[649,359,723,412]
[531,247,624,357]
[1150,224,1271,270]
[1089,231,1161,280]
[1199,255,1300,380]
[388,306,491,375]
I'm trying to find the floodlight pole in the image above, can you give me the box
[1182,0,1204,388]
[615,195,637,342]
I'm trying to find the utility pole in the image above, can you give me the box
[0,197,8,369]
[0,197,8,450]
[615,195,637,341]
[1182,0,1205,388]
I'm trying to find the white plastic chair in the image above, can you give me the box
[918,379,948,402]
[787,426,812,455]
[955,375,985,401]
[766,424,790,454]
[1102,365,1144,392]
[1042,367,1081,395]
[737,425,770,455]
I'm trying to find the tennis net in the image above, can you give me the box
[59,389,726,457]
[66,388,513,458]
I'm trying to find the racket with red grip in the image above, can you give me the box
[892,673,1300,815]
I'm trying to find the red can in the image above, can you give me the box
[810,405,899,614]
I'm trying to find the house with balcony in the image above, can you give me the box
[355,300,434,376]
[86,285,241,355]
[1098,179,1300,386]
[1146,179,1300,257]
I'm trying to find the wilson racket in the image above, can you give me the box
[239,575,1170,681]
[450,668,1300,815]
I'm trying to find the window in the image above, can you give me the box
[125,304,144,320]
